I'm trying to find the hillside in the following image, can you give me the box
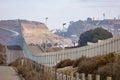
[21,20,72,46]
[0,20,23,46]
[53,19,120,41]
[0,20,72,47]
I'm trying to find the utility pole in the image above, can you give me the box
[118,15,120,20]
[103,13,105,20]
[45,17,48,52]
[45,17,48,27]
[62,23,66,60]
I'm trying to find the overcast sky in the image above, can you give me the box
[0,0,120,30]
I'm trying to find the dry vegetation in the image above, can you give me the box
[55,53,119,80]
[114,54,120,80]
[0,44,5,65]
[9,58,42,80]
[9,58,52,80]
[7,51,120,80]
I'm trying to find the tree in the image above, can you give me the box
[78,27,113,47]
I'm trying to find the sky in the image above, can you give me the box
[0,0,120,30]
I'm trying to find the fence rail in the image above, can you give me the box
[23,35,120,67]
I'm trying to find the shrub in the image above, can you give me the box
[96,63,113,80]
[72,56,87,67]
[78,27,113,46]
[55,52,116,79]
[113,53,120,80]
[9,58,43,80]
[103,52,115,63]
[77,53,115,74]
[77,58,99,74]
[56,59,74,68]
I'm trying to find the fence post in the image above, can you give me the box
[62,72,64,80]
[81,73,85,80]
[42,65,44,75]
[57,72,60,80]
[70,72,74,77]
[75,72,79,80]
[66,72,68,80]
[107,77,112,80]
[24,59,26,65]
[51,68,54,80]
[21,59,24,66]
[62,74,66,80]
[88,74,92,80]
[34,63,36,71]
[96,75,100,80]
[54,68,57,80]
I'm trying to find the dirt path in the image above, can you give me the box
[0,66,21,80]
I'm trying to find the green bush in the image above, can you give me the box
[78,27,113,46]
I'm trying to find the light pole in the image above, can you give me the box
[45,17,48,52]
[45,17,48,26]
[62,23,66,60]
[103,13,105,20]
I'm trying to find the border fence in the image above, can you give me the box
[19,58,112,80]
[23,34,120,67]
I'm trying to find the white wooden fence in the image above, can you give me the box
[23,34,120,67]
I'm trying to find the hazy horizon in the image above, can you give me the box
[0,0,120,30]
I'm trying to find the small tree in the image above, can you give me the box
[78,27,113,46]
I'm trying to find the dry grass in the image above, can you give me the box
[8,52,120,80]
[9,58,51,80]
[72,56,87,67]
[9,59,46,80]
[0,44,5,65]
[56,52,116,80]
[96,63,113,79]
[78,53,115,74]
[113,53,120,80]
[0,53,5,64]
[55,59,74,68]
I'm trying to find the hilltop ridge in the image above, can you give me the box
[0,19,72,47]
[53,19,120,41]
